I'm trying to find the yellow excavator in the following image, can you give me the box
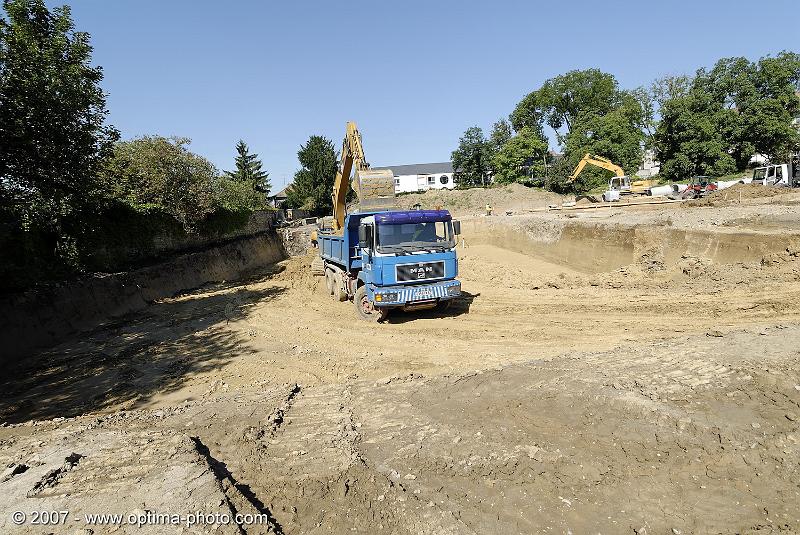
[568,153,657,201]
[568,153,625,181]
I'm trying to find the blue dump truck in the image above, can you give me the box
[316,209,461,321]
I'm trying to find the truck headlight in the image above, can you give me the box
[447,284,461,296]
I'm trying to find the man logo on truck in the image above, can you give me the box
[410,264,433,278]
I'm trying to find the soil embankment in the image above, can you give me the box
[0,232,286,364]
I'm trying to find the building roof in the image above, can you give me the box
[272,185,292,198]
[372,162,453,176]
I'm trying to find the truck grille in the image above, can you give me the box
[396,261,445,282]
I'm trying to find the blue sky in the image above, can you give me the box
[60,0,798,191]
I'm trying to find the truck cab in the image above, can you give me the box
[317,209,461,322]
[752,163,799,187]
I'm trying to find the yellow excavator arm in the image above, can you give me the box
[329,122,396,233]
[331,122,367,231]
[568,153,625,182]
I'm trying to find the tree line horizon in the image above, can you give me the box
[451,53,800,193]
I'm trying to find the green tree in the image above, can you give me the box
[562,91,649,190]
[654,52,800,180]
[510,69,647,191]
[0,0,118,268]
[491,127,548,184]
[451,126,491,188]
[511,69,618,144]
[215,140,270,211]
[214,176,269,212]
[225,140,271,194]
[286,135,337,213]
[629,86,656,141]
[743,52,800,162]
[101,136,217,230]
[650,74,692,109]
[655,90,737,180]
[489,118,513,153]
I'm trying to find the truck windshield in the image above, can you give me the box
[753,168,766,179]
[376,221,454,253]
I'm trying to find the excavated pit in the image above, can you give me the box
[460,216,800,273]
[2,196,800,534]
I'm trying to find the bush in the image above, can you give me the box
[100,136,217,231]
[213,176,268,212]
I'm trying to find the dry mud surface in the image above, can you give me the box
[2,190,800,534]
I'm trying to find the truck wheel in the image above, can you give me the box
[354,286,388,322]
[436,300,451,312]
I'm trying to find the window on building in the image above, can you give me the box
[439,175,449,184]
[427,176,435,185]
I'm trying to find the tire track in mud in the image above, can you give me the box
[183,383,303,534]
[183,383,301,535]
[191,436,283,534]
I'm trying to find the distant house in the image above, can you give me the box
[269,185,291,208]
[636,149,660,178]
[372,162,455,194]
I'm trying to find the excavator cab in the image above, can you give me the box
[608,176,632,193]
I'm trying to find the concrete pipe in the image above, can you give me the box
[648,185,673,197]
[672,184,689,193]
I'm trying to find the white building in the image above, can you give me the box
[636,149,660,178]
[372,162,455,194]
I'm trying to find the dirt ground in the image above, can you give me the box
[1,187,800,534]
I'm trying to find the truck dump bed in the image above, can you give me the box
[318,234,347,266]
[317,212,370,271]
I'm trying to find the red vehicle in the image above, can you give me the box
[681,176,717,199]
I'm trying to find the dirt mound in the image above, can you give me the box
[279,223,315,256]
[396,183,570,216]
[685,183,789,207]
[270,253,324,294]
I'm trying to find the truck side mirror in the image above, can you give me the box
[358,225,372,249]
[452,220,461,236]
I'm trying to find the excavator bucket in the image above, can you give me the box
[355,169,398,211]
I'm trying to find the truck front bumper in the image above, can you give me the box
[369,280,461,308]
